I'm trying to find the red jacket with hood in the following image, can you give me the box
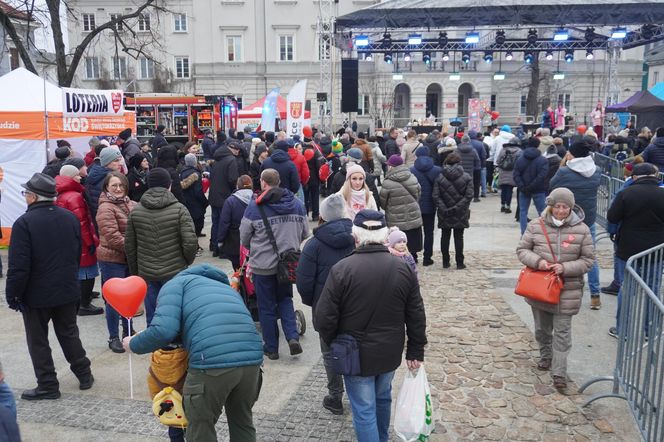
[55,175,99,267]
[288,148,310,185]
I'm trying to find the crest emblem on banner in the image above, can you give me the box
[290,102,303,119]
[111,93,122,113]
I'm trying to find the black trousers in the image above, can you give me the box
[304,182,320,218]
[420,213,435,261]
[441,228,465,265]
[472,170,481,199]
[22,302,91,391]
[485,161,495,189]
[80,278,95,307]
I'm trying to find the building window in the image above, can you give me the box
[490,94,497,110]
[109,13,123,31]
[520,95,527,115]
[111,56,127,80]
[557,93,571,111]
[226,36,242,62]
[357,94,370,115]
[653,71,659,86]
[173,13,187,32]
[9,48,19,70]
[82,13,96,32]
[279,35,294,61]
[138,57,154,79]
[175,56,190,78]
[85,57,99,79]
[138,13,151,31]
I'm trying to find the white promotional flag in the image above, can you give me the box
[62,87,125,117]
[286,80,307,138]
[260,87,280,132]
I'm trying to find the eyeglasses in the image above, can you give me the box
[108,183,126,189]
[20,190,34,197]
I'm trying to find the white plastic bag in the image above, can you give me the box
[394,366,434,441]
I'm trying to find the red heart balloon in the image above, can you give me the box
[303,126,313,138]
[102,276,148,318]
[303,149,314,161]
[491,111,500,121]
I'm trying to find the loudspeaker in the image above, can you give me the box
[341,59,359,113]
[317,92,327,102]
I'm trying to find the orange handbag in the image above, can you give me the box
[515,219,564,304]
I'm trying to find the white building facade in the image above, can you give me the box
[67,1,646,130]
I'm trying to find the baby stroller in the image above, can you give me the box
[232,246,306,336]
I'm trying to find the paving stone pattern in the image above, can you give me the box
[14,250,621,441]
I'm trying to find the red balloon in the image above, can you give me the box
[491,111,500,121]
[303,126,313,138]
[103,276,148,318]
[202,177,210,193]
[577,124,587,135]
[303,149,314,161]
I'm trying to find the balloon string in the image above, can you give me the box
[127,317,133,399]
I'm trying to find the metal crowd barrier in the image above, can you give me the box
[579,244,664,442]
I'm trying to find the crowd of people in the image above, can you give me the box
[2,114,664,442]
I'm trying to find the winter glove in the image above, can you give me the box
[7,297,23,312]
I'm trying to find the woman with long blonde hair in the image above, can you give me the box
[337,164,377,221]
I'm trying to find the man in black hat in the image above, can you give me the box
[6,173,93,400]
[550,140,603,309]
[41,143,72,178]
[117,128,141,162]
[315,209,427,442]
[125,168,199,325]
[201,129,216,160]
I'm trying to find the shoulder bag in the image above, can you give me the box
[257,204,301,285]
[514,218,564,304]
[325,259,397,376]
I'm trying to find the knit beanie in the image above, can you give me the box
[387,154,403,167]
[527,137,540,149]
[346,164,366,181]
[546,187,575,208]
[59,164,80,178]
[347,148,363,161]
[387,228,407,247]
[55,146,70,159]
[569,141,591,158]
[100,147,122,167]
[147,167,172,189]
[415,146,429,157]
[332,140,343,155]
[501,124,511,133]
[184,153,198,167]
[632,162,658,177]
[118,128,132,140]
[319,193,347,222]
[89,137,100,147]
[63,157,85,169]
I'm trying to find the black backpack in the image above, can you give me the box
[499,149,517,171]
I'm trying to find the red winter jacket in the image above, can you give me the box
[288,148,310,185]
[84,149,96,167]
[55,176,99,267]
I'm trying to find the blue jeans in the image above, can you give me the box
[518,192,547,234]
[480,168,487,195]
[210,206,222,252]
[145,280,167,327]
[252,274,298,353]
[344,370,396,442]
[98,261,131,339]
[168,427,185,442]
[500,185,513,206]
[587,224,600,295]
[0,382,16,418]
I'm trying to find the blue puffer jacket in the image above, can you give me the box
[261,149,300,193]
[641,137,664,170]
[85,163,112,219]
[296,218,354,323]
[513,147,549,195]
[130,264,263,369]
[549,157,602,227]
[411,156,442,215]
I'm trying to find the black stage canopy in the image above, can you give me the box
[336,0,664,31]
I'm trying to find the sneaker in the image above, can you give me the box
[590,296,602,310]
[423,259,434,266]
[288,339,303,356]
[108,337,125,353]
[323,395,343,415]
[608,327,618,339]
[505,208,512,214]
[196,247,204,257]
[601,282,620,296]
[78,304,103,316]
[500,206,506,213]
[264,350,279,360]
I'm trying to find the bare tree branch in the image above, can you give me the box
[0,5,38,73]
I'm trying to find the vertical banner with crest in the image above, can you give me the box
[260,87,280,132]
[287,80,307,138]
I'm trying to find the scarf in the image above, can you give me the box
[106,192,130,204]
[348,188,367,219]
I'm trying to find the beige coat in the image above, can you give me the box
[516,206,594,315]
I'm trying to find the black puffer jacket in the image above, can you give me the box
[6,202,81,308]
[432,164,473,229]
[156,145,185,204]
[315,244,427,376]
[209,146,239,208]
[513,147,549,195]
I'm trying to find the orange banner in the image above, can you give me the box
[0,111,136,140]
